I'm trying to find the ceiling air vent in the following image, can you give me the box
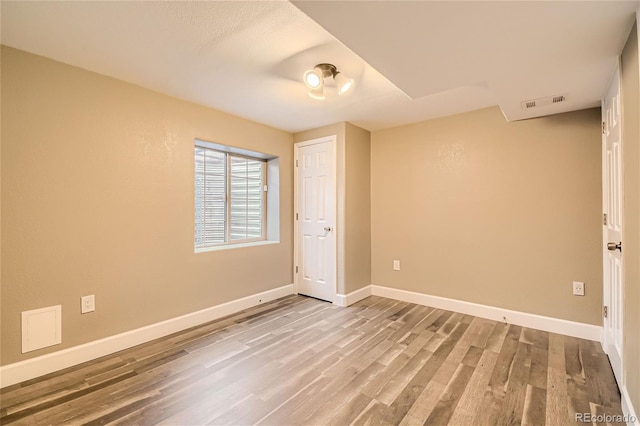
[521,94,568,110]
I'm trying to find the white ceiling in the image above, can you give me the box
[1,1,637,132]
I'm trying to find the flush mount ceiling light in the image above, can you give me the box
[303,63,353,100]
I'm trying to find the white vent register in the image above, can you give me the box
[21,305,62,353]
[520,94,567,109]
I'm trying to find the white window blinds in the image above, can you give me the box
[195,146,265,249]
[230,155,264,241]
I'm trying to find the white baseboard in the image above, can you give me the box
[0,282,610,389]
[334,294,347,307]
[335,286,372,307]
[370,284,602,342]
[622,384,640,426]
[0,284,294,388]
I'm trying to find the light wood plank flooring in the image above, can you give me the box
[0,295,623,425]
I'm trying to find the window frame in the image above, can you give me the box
[194,140,268,250]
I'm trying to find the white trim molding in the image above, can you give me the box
[335,286,372,307]
[622,384,640,426]
[370,285,602,342]
[0,284,294,389]
[293,135,339,305]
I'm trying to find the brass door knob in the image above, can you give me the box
[607,242,622,252]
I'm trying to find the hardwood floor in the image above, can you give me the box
[0,295,623,425]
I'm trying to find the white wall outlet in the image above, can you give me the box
[393,260,400,271]
[81,295,95,313]
[572,281,585,296]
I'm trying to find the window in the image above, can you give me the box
[195,143,267,249]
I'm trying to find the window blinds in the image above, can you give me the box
[195,146,264,248]
[229,155,264,241]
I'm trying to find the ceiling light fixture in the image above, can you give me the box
[308,86,325,100]
[303,63,353,99]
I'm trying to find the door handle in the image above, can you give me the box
[323,226,332,232]
[607,242,622,252]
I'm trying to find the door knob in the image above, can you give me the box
[323,226,332,232]
[607,242,622,252]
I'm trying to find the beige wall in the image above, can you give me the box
[371,106,603,325]
[621,20,640,415]
[293,123,345,145]
[344,123,372,294]
[1,46,294,365]
[293,122,372,295]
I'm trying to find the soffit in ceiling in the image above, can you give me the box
[294,1,638,123]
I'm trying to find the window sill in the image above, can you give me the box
[194,240,279,253]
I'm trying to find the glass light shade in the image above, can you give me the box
[304,68,323,89]
[335,73,353,95]
[308,86,325,100]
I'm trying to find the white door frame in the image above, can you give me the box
[601,60,624,387]
[293,135,338,303]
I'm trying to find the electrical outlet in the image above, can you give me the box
[572,282,585,296]
[81,295,95,313]
[393,260,400,271]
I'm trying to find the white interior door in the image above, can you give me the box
[295,137,336,303]
[602,64,623,387]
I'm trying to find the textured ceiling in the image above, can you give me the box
[1,1,638,132]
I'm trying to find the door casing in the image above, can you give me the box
[293,135,338,303]
[601,61,624,388]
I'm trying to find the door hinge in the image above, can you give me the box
[296,213,298,220]
[603,213,607,226]
[263,185,268,192]
[603,305,608,318]
[295,266,298,273]
[296,160,299,167]
[602,121,606,134]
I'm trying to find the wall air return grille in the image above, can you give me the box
[521,94,567,110]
